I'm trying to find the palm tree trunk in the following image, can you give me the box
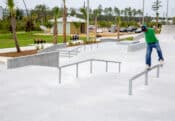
[95,16,97,41]
[11,16,21,52]
[117,24,120,40]
[63,2,67,43]
[117,17,120,40]
[53,17,58,44]
[156,13,159,29]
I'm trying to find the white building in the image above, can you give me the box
[49,16,86,35]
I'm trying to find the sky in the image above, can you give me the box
[0,0,175,17]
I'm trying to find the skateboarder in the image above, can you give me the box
[141,25,164,69]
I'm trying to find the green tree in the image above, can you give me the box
[16,8,23,20]
[7,0,21,52]
[128,7,132,21]
[104,7,113,16]
[70,8,76,16]
[114,7,120,17]
[80,8,87,19]
[97,4,103,15]
[33,4,48,24]
[137,9,143,23]
[22,0,33,32]
[152,0,162,28]
[124,8,129,22]
[93,9,100,41]
[173,17,175,24]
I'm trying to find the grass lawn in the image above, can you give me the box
[120,36,134,41]
[0,31,86,49]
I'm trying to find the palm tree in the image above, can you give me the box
[53,7,60,44]
[70,8,76,16]
[128,7,132,21]
[152,0,162,28]
[34,4,47,24]
[97,4,103,15]
[22,0,34,32]
[63,0,67,43]
[80,7,87,34]
[7,0,21,52]
[124,8,129,22]
[132,8,137,21]
[93,9,100,41]
[116,15,121,40]
[137,9,143,23]
[114,7,120,17]
[80,8,87,20]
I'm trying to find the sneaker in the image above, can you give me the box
[159,60,164,67]
[145,65,151,70]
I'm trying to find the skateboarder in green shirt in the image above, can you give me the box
[141,25,164,69]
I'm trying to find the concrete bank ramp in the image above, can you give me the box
[161,25,175,34]
[7,51,59,69]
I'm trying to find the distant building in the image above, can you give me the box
[0,6,3,20]
[49,16,86,35]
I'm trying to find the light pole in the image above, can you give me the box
[166,0,169,24]
[142,0,145,24]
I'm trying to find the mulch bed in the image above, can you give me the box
[0,50,38,57]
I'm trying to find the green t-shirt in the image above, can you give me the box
[144,28,158,44]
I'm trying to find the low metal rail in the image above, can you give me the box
[58,59,121,84]
[129,64,161,95]
[59,46,82,58]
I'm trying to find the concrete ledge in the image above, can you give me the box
[99,38,118,42]
[7,51,59,69]
[128,42,146,52]
[39,43,66,53]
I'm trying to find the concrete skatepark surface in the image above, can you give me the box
[0,25,175,121]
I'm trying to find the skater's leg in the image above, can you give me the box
[146,44,153,67]
[155,42,164,61]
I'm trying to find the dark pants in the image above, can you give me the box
[146,42,164,66]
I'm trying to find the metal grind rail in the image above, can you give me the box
[129,64,161,95]
[59,42,100,58]
[59,46,82,58]
[58,59,121,84]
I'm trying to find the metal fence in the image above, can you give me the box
[129,64,161,95]
[58,59,121,84]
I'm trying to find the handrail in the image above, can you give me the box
[58,59,121,84]
[129,64,161,95]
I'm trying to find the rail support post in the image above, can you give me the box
[90,60,93,74]
[145,70,148,85]
[76,63,79,78]
[118,62,121,73]
[157,65,160,78]
[59,68,61,84]
[129,79,133,95]
[106,61,108,72]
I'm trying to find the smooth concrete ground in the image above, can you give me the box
[0,25,175,121]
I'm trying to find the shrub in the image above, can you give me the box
[173,17,175,24]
